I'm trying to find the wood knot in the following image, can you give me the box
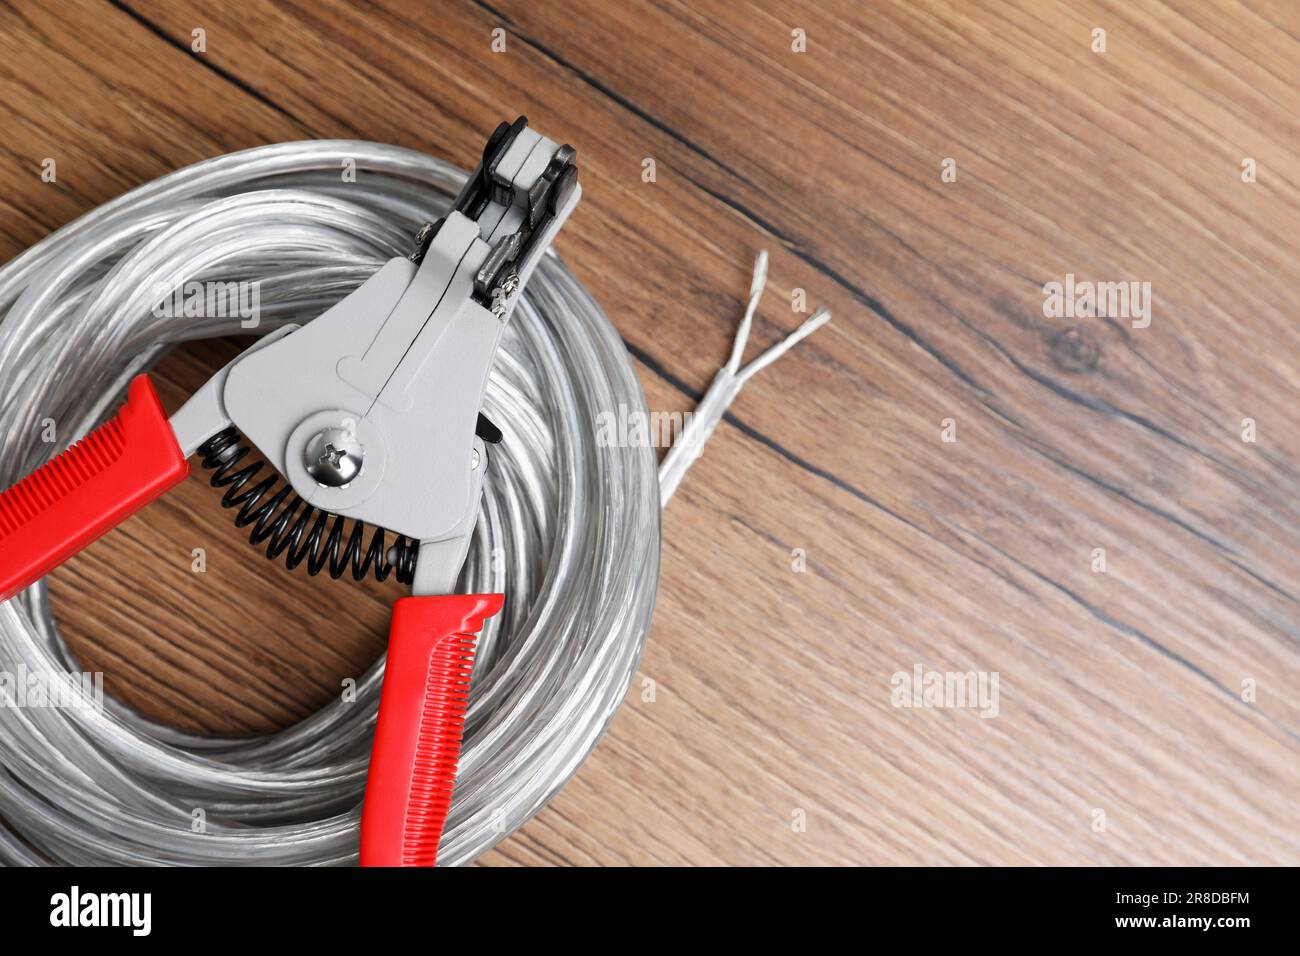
[1046,325,1100,373]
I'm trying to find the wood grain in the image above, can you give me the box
[0,0,1296,865]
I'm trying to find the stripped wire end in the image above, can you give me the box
[659,251,832,505]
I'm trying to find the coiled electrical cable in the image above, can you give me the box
[0,141,661,865]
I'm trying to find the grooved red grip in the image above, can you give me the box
[360,593,504,867]
[0,375,190,602]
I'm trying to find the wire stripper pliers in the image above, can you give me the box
[0,117,581,866]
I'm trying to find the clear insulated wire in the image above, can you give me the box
[0,141,661,865]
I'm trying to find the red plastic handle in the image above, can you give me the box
[0,375,190,602]
[360,593,504,867]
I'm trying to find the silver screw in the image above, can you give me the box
[491,271,520,319]
[409,221,435,262]
[304,428,364,487]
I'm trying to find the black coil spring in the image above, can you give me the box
[196,427,418,584]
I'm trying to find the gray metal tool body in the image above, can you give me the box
[169,118,581,595]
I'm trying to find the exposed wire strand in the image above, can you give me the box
[659,251,831,505]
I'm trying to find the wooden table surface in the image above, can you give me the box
[1,0,1296,866]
